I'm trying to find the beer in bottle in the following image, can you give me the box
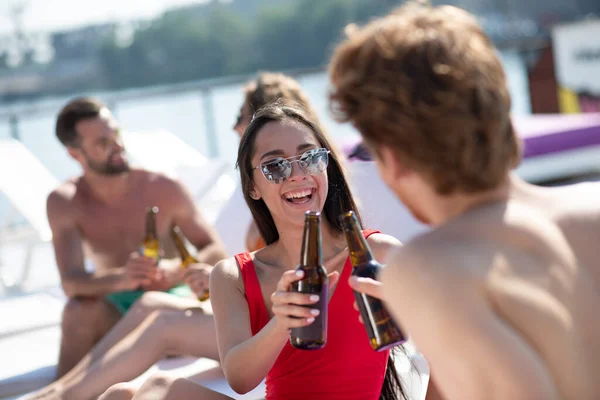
[171,226,209,301]
[341,210,406,351]
[290,211,328,350]
[140,206,160,263]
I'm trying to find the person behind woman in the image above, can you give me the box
[101,103,407,400]
[233,72,325,253]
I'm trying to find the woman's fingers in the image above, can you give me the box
[276,270,305,292]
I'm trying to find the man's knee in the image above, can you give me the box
[97,382,137,400]
[129,291,169,315]
[62,297,116,333]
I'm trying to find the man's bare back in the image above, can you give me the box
[381,179,600,400]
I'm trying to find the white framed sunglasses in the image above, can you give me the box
[253,147,330,184]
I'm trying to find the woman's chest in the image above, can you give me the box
[255,258,350,319]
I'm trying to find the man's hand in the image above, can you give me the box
[349,276,385,325]
[117,252,158,291]
[348,276,384,299]
[183,263,212,298]
[141,258,183,292]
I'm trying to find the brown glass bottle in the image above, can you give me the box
[341,210,406,351]
[140,206,160,263]
[290,211,328,350]
[171,226,209,301]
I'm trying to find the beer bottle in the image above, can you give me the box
[290,211,328,350]
[140,206,160,263]
[340,210,406,351]
[171,226,209,301]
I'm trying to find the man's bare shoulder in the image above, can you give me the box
[131,168,175,185]
[46,178,83,216]
[384,199,575,289]
[403,225,483,265]
[382,229,483,291]
[133,168,188,197]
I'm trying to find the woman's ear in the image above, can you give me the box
[249,184,261,200]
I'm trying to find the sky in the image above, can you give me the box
[0,0,216,35]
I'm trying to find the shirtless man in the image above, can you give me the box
[48,97,227,378]
[329,3,600,400]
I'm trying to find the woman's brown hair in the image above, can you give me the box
[243,72,322,126]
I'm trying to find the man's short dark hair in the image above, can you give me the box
[56,97,107,147]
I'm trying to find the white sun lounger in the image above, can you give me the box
[0,139,59,293]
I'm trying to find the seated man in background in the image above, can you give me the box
[47,97,227,378]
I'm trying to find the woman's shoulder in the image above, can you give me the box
[365,230,402,246]
[210,255,247,294]
[365,231,402,262]
[211,247,277,293]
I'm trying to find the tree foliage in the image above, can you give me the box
[98,0,396,89]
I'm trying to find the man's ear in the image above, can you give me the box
[67,146,81,162]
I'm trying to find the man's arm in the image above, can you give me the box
[380,240,560,400]
[47,189,128,297]
[169,179,228,266]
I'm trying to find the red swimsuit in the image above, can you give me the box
[234,230,389,400]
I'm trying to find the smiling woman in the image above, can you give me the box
[102,103,408,400]
[210,103,406,399]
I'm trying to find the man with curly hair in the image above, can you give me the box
[329,2,600,400]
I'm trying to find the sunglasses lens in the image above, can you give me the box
[303,149,328,175]
[262,159,290,184]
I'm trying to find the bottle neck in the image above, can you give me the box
[300,217,322,267]
[170,231,186,254]
[145,214,157,239]
[342,219,374,266]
